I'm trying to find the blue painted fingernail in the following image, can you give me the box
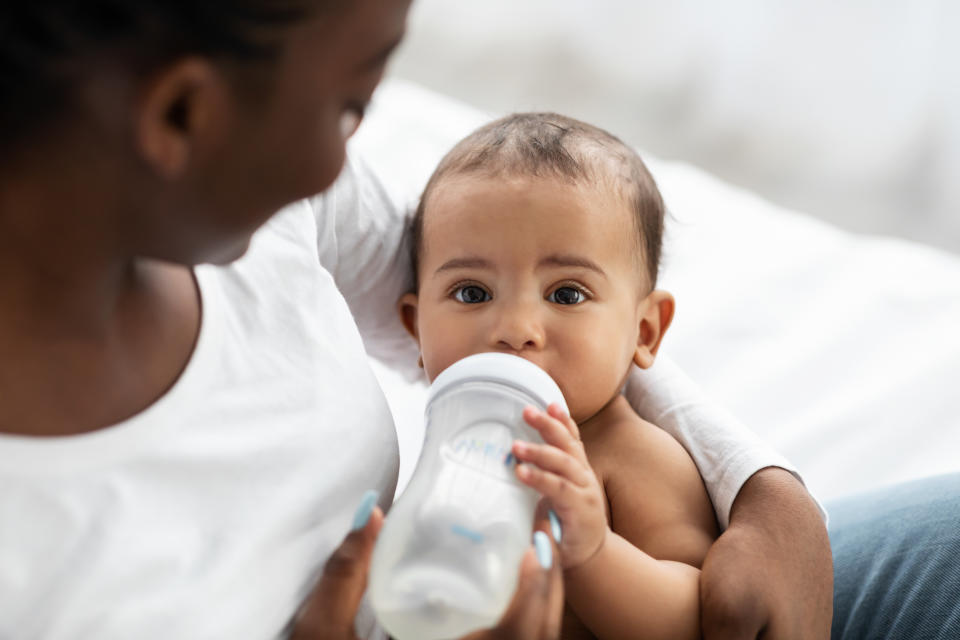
[548,509,562,544]
[351,489,379,531]
[533,531,553,569]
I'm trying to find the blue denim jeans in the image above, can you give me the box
[828,473,960,639]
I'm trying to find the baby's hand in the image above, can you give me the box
[512,403,607,570]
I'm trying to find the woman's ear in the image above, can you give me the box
[136,58,232,179]
[633,290,675,369]
[398,293,421,343]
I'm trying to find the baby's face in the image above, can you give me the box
[403,173,660,423]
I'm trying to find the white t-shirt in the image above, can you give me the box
[0,155,806,638]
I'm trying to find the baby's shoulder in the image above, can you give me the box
[584,397,719,564]
[584,396,690,477]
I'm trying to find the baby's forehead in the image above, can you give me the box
[428,171,636,232]
[421,172,645,267]
[425,171,635,224]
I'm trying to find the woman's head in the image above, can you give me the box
[0,2,306,151]
[0,0,410,264]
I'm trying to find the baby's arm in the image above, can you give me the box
[512,403,717,640]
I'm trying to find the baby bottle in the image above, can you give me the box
[369,352,567,640]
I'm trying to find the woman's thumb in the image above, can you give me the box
[292,490,384,639]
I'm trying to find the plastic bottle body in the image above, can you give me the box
[369,358,560,640]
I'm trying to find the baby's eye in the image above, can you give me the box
[548,286,586,305]
[454,285,491,304]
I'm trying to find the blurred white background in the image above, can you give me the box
[388,0,960,254]
[365,2,960,500]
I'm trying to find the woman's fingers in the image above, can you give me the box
[512,440,591,488]
[465,531,563,640]
[291,492,384,640]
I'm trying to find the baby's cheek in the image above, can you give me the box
[568,333,635,420]
[419,328,476,383]
[420,343,452,383]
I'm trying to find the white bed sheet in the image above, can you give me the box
[352,79,960,503]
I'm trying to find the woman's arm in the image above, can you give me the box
[699,468,833,639]
[622,357,816,528]
[308,152,422,379]
[623,359,832,638]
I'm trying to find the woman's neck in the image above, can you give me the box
[0,172,201,437]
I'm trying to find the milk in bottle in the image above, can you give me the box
[369,353,567,640]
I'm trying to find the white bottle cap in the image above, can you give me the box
[427,353,568,414]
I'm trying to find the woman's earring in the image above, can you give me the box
[417,355,424,369]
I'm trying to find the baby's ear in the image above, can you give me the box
[397,293,421,343]
[633,290,675,369]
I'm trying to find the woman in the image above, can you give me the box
[0,1,841,638]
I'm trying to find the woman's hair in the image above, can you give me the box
[0,1,335,152]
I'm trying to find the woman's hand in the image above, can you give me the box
[512,403,608,570]
[292,498,564,640]
[463,530,565,640]
[290,499,385,640]
[699,468,833,639]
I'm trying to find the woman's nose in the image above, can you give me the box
[490,302,545,352]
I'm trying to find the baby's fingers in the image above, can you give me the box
[516,463,583,508]
[547,403,580,438]
[522,405,583,456]
[512,441,591,488]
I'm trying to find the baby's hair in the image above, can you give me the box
[410,112,665,290]
[0,1,341,153]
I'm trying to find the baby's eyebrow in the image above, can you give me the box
[436,257,494,273]
[539,254,607,277]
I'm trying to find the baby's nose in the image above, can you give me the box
[491,304,545,352]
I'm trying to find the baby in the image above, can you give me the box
[398,113,719,639]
